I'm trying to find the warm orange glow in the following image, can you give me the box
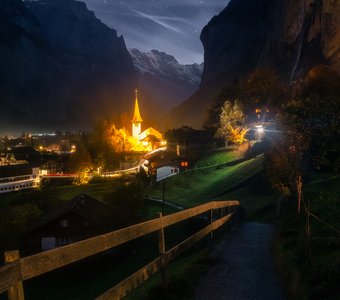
[70,145,76,153]
[227,124,249,144]
[180,161,188,167]
[105,89,166,152]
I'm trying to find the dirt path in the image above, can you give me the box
[195,223,286,300]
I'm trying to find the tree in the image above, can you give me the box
[264,134,302,195]
[215,100,249,145]
[110,125,135,152]
[280,65,340,171]
[68,145,93,184]
[89,120,120,170]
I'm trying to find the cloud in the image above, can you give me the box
[131,9,187,35]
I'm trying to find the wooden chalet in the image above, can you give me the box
[24,194,113,253]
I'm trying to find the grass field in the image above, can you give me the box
[148,155,263,206]
[194,148,239,168]
[275,173,340,300]
[146,154,277,222]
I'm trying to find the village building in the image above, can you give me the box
[24,194,113,253]
[131,90,164,148]
[0,164,40,194]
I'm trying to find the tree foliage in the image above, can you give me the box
[68,144,93,184]
[264,136,302,194]
[215,100,248,145]
[265,65,340,193]
[280,65,340,171]
[88,120,119,170]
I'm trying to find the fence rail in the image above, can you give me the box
[0,200,240,300]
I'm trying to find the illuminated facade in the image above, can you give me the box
[131,90,163,149]
[132,89,143,140]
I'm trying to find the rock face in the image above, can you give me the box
[130,49,203,111]
[173,0,340,128]
[0,0,136,132]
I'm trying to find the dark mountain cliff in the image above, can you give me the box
[27,0,134,78]
[172,0,340,128]
[0,0,136,132]
[0,0,66,131]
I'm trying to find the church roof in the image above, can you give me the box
[132,90,143,123]
[139,127,163,141]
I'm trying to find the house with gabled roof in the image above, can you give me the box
[24,194,113,253]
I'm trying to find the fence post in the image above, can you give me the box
[4,251,25,300]
[157,213,168,288]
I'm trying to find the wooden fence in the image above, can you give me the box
[0,200,240,300]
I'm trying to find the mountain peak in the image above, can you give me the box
[129,48,203,111]
[129,48,203,82]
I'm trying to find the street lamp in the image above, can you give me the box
[255,125,264,141]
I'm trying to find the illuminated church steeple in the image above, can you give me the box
[132,89,143,140]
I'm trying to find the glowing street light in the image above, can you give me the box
[256,125,264,134]
[255,125,264,141]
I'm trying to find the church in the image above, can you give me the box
[131,90,164,149]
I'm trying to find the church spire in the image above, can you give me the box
[132,89,143,124]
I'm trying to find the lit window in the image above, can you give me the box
[60,219,69,227]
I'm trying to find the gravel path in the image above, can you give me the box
[195,223,286,300]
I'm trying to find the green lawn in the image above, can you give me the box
[147,156,270,212]
[195,148,239,168]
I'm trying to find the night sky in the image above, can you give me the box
[83,0,230,64]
